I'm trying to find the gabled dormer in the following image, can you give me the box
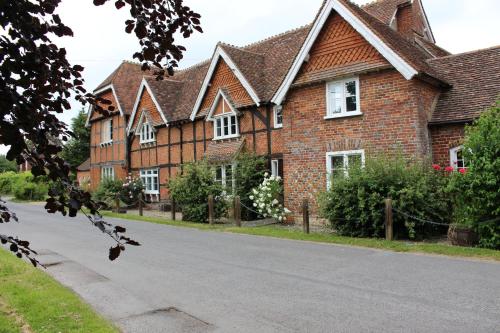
[135,111,157,145]
[206,90,240,140]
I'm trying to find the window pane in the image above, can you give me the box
[329,83,342,114]
[456,149,465,168]
[215,167,223,184]
[223,117,229,136]
[345,81,357,112]
[348,154,362,169]
[109,120,113,140]
[230,116,237,135]
[216,119,222,137]
[331,156,345,177]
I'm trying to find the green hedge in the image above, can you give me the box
[319,157,452,240]
[0,172,48,201]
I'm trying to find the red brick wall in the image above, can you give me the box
[281,69,435,222]
[89,90,128,190]
[430,124,466,167]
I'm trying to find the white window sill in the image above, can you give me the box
[324,111,363,120]
[213,134,240,141]
[274,124,283,129]
[100,141,113,147]
[144,191,160,195]
[140,140,156,145]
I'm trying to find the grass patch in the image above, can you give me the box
[102,212,500,262]
[0,249,118,333]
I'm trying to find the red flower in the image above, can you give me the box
[432,164,441,171]
[458,168,467,174]
[445,166,454,172]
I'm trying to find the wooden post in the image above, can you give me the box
[385,198,393,241]
[302,198,310,234]
[208,195,214,225]
[234,196,241,227]
[171,199,176,221]
[114,197,120,213]
[139,193,144,216]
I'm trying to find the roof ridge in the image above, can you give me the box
[240,24,312,50]
[428,45,500,62]
[219,43,264,57]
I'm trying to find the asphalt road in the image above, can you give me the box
[3,201,500,333]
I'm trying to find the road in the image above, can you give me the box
[2,201,500,332]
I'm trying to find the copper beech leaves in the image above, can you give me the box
[1,0,200,263]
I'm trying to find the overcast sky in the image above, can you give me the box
[1,0,499,155]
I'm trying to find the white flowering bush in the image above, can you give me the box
[250,173,291,222]
[121,174,144,206]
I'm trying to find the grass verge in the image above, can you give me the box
[102,212,500,262]
[0,249,118,333]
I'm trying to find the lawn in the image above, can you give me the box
[0,249,118,333]
[102,211,500,262]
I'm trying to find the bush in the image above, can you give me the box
[11,172,49,201]
[234,153,266,220]
[250,173,290,222]
[0,171,20,194]
[169,162,226,223]
[93,179,124,207]
[449,104,500,249]
[319,157,452,240]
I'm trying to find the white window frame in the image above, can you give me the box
[325,77,362,119]
[213,114,239,140]
[326,150,365,189]
[140,122,156,144]
[101,167,115,180]
[140,168,160,194]
[450,146,468,170]
[215,164,236,193]
[273,105,283,128]
[271,159,279,177]
[101,119,113,144]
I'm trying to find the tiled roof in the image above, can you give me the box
[144,76,184,123]
[76,157,91,171]
[362,0,410,25]
[204,138,246,162]
[428,46,500,124]
[94,61,148,115]
[340,0,445,83]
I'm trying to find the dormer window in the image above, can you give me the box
[208,90,240,140]
[214,114,238,139]
[140,122,155,144]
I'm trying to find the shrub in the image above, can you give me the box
[250,173,290,222]
[0,171,20,194]
[121,174,144,206]
[169,161,226,223]
[448,104,500,249]
[93,179,124,207]
[12,172,49,201]
[234,153,267,220]
[319,157,452,240]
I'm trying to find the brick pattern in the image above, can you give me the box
[200,59,254,115]
[430,124,465,167]
[296,12,389,83]
[282,69,436,221]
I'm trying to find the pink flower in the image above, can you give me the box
[445,166,454,172]
[458,168,467,174]
[432,164,441,171]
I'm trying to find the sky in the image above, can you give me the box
[1,0,499,155]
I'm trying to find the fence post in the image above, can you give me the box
[234,196,241,227]
[385,198,393,241]
[208,195,214,225]
[114,196,120,213]
[139,193,144,217]
[171,199,176,221]
[302,198,310,234]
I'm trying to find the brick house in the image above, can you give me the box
[87,0,500,220]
